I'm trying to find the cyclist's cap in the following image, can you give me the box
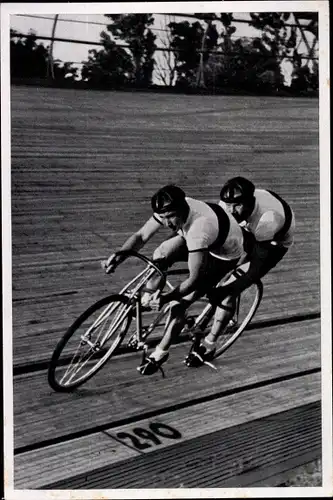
[151,184,186,214]
[220,176,255,204]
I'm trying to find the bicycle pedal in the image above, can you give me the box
[184,351,205,368]
[227,319,238,330]
[203,360,218,371]
[127,338,138,349]
[226,324,238,334]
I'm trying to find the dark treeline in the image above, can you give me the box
[10,13,319,96]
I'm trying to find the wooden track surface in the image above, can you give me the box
[10,86,321,489]
[14,319,320,450]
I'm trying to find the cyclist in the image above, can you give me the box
[102,184,247,375]
[206,176,295,308]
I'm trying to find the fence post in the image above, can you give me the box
[48,14,59,80]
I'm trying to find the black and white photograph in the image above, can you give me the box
[1,1,331,498]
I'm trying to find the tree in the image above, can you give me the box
[290,54,318,94]
[81,31,134,87]
[10,29,78,82]
[249,12,319,94]
[204,36,274,91]
[154,15,177,86]
[248,13,298,88]
[194,14,219,87]
[10,29,49,78]
[53,60,78,81]
[291,12,318,94]
[104,14,157,87]
[168,19,218,87]
[218,13,237,53]
[200,13,239,89]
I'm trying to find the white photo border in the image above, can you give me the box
[1,1,331,499]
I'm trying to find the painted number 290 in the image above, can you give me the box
[116,422,182,450]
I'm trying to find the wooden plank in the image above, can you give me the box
[41,402,321,489]
[14,373,320,489]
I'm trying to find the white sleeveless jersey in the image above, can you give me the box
[220,189,295,247]
[155,197,245,261]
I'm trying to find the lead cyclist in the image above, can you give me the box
[102,184,248,375]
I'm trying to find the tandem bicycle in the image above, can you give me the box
[48,250,263,392]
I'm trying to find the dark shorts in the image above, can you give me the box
[195,254,240,295]
[251,242,288,278]
[153,235,240,304]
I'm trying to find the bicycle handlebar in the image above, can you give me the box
[113,250,167,290]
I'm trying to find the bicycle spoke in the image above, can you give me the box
[58,334,102,385]
[84,301,119,341]
[60,350,95,386]
[50,296,132,389]
[100,304,133,345]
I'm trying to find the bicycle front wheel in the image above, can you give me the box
[215,281,263,358]
[48,294,132,392]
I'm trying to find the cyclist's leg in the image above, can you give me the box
[197,257,241,354]
[256,244,288,277]
[206,251,252,342]
[154,299,190,353]
[205,296,236,344]
[138,297,191,375]
[223,242,288,302]
[138,236,189,372]
[156,257,238,356]
[141,235,187,305]
[205,246,288,347]
[148,289,200,362]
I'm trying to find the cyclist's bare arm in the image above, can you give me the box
[162,250,208,303]
[119,216,162,252]
[102,216,162,273]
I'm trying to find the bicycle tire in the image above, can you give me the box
[214,280,263,358]
[48,294,132,392]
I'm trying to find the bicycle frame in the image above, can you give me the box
[96,251,249,351]
[79,250,167,348]
[108,267,162,348]
[127,275,175,350]
[121,258,249,349]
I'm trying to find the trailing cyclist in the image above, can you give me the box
[102,184,247,375]
[207,176,295,307]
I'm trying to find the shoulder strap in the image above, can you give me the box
[205,202,230,250]
[266,190,292,240]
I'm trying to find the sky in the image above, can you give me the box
[10,13,261,63]
[9,11,316,85]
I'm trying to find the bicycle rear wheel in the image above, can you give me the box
[215,281,263,358]
[48,294,132,392]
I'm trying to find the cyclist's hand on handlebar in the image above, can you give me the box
[149,291,162,311]
[101,253,122,274]
[149,291,175,311]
